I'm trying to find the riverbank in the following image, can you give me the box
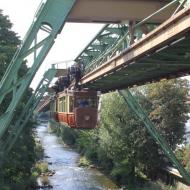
[29,125,55,189]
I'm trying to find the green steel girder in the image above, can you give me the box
[119,89,190,185]
[0,0,76,140]
[97,36,118,44]
[0,66,56,158]
[75,24,108,62]
[75,24,129,67]
[98,33,121,41]
[97,33,112,38]
[79,56,93,63]
[75,1,187,75]
[82,20,160,74]
[84,50,101,57]
[82,35,190,91]
[90,44,108,51]
[80,22,157,74]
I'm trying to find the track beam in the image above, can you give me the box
[80,6,190,88]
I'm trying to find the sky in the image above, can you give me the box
[0,0,103,89]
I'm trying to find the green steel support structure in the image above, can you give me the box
[119,89,190,185]
[0,66,56,159]
[0,0,189,185]
[0,0,76,140]
[75,24,129,72]
[75,0,190,75]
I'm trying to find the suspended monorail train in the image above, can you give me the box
[50,90,99,129]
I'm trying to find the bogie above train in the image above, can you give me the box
[50,90,99,129]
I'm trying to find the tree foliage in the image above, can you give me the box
[176,145,190,172]
[145,79,189,149]
[0,10,37,189]
[0,9,20,79]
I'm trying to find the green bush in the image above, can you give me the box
[78,156,91,167]
[176,145,190,172]
[35,162,49,174]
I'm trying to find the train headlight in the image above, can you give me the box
[84,115,90,121]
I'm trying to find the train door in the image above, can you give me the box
[67,95,75,128]
[57,95,67,123]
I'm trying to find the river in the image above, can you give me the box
[36,124,120,190]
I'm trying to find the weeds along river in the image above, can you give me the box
[36,124,120,190]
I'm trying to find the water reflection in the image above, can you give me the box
[36,125,119,190]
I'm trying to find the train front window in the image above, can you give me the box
[75,97,97,108]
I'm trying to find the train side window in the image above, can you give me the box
[59,97,66,112]
[59,100,63,112]
[63,97,67,112]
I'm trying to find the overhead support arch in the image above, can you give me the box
[0,0,76,140]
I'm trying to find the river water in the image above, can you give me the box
[36,124,120,190]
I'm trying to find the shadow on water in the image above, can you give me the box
[36,124,120,190]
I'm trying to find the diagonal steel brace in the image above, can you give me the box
[119,89,190,185]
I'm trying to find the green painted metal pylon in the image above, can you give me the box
[119,89,190,185]
[0,65,56,158]
[0,0,76,140]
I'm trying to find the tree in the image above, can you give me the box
[0,10,36,189]
[98,92,141,184]
[100,79,189,183]
[146,79,189,149]
[0,9,20,79]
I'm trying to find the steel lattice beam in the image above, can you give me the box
[75,24,129,68]
[79,6,190,91]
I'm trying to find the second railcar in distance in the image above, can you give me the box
[50,90,99,129]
